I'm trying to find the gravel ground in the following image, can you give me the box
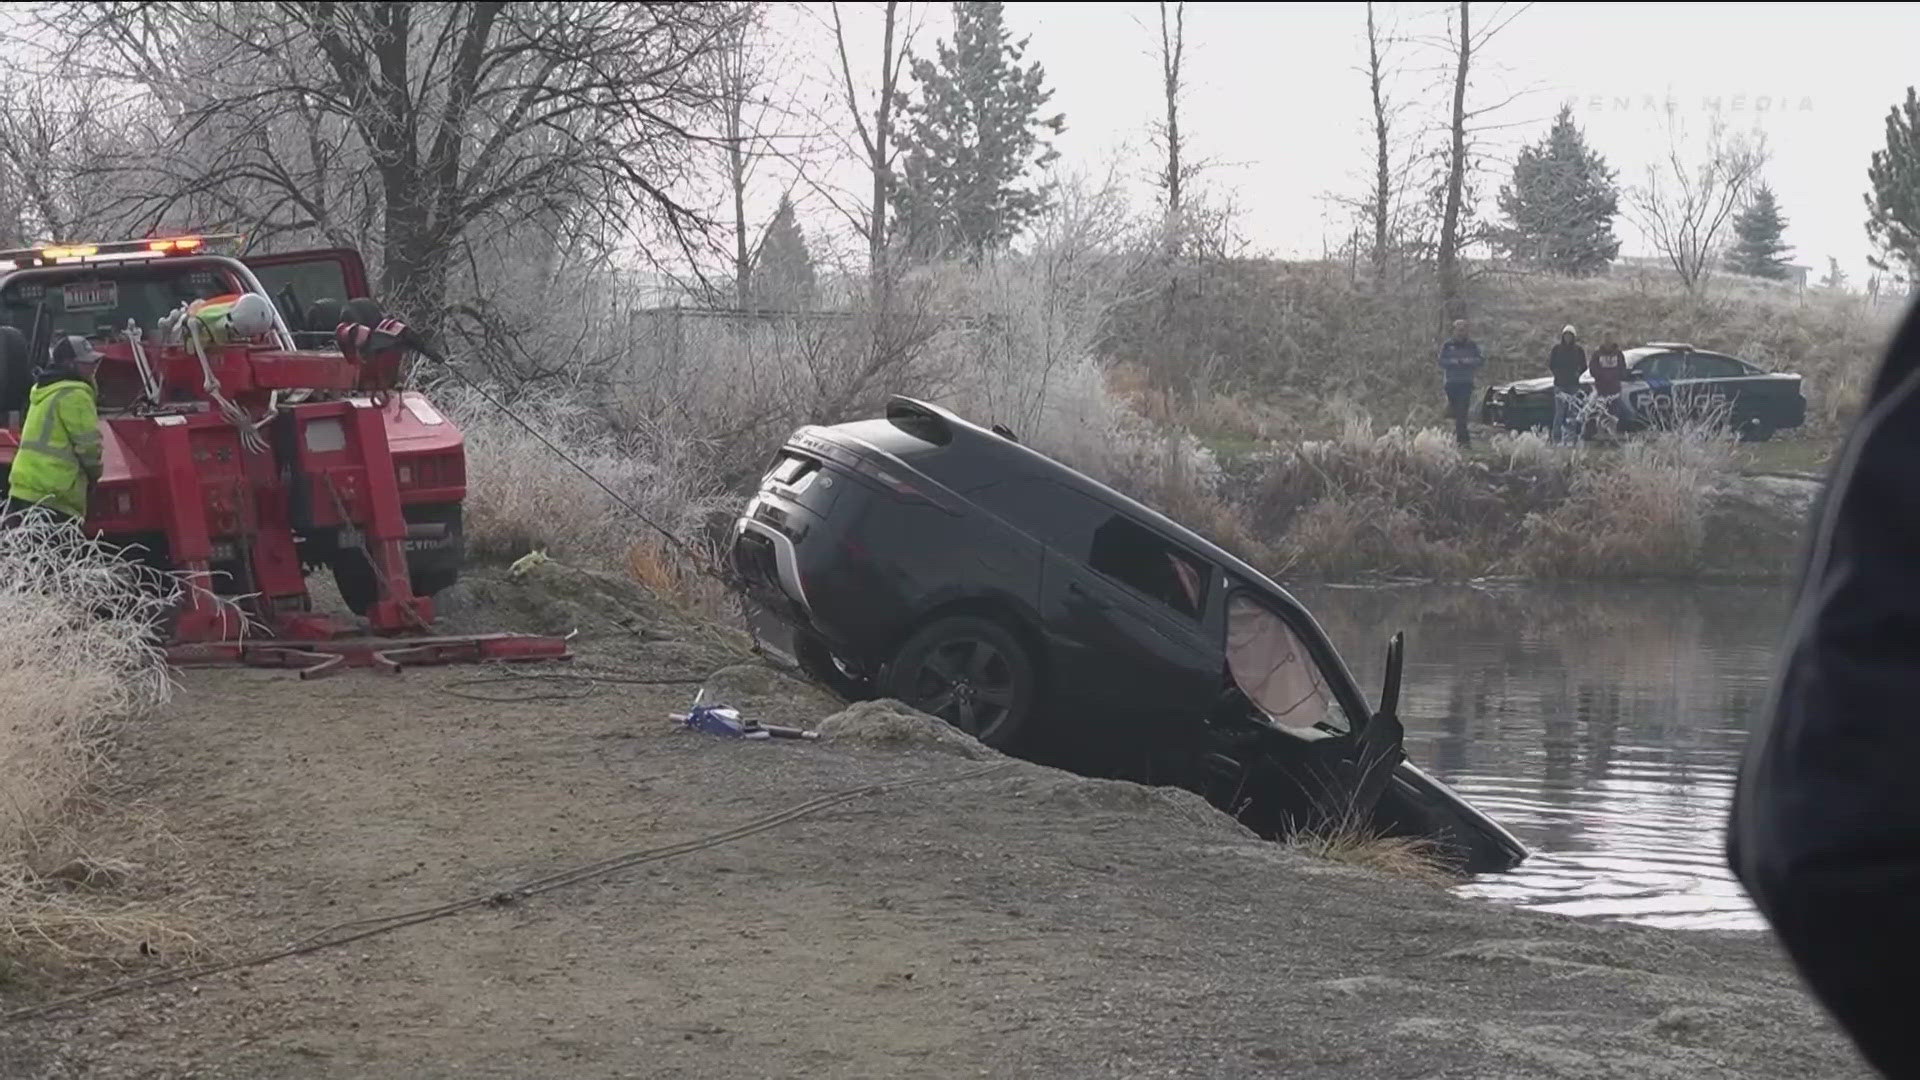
[0,563,1868,1078]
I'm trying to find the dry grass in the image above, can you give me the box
[1283,822,1460,886]
[0,516,202,961]
[1516,424,1738,577]
[625,539,736,622]
[1,862,204,961]
[1236,402,1748,580]
[442,386,731,570]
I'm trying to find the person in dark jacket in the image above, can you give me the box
[1548,325,1587,445]
[1436,319,1484,448]
[1728,300,1920,1079]
[1589,337,1628,431]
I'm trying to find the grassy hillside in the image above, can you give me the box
[1106,259,1905,463]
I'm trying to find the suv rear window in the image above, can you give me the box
[1089,516,1210,620]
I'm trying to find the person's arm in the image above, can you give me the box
[1729,304,1920,1078]
[1436,344,1454,370]
[56,385,102,483]
[1465,343,1484,372]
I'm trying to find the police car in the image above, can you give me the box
[1479,342,1807,442]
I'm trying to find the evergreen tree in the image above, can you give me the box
[1821,256,1850,292]
[1495,105,1620,275]
[1727,183,1792,279]
[753,194,816,310]
[1866,86,1920,279]
[889,1,1066,258]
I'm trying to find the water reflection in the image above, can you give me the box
[1293,581,1789,930]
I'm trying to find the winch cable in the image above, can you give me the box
[426,360,740,594]
[0,761,1017,1025]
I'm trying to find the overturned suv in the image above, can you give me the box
[730,398,1527,873]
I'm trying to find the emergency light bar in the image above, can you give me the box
[0,233,243,268]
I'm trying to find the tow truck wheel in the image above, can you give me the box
[881,615,1035,749]
[328,553,380,616]
[328,552,463,616]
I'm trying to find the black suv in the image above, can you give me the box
[730,397,1527,873]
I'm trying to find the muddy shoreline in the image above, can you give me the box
[0,564,1862,1078]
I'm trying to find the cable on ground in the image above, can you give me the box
[1,761,1016,1025]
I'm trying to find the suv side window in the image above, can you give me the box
[1088,516,1211,620]
[966,477,1109,551]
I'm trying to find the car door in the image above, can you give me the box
[1682,352,1761,424]
[1220,586,1407,829]
[1626,351,1687,421]
[991,482,1223,730]
[1672,352,1741,422]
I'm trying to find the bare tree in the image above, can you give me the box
[0,79,150,246]
[1154,1,1188,231]
[824,1,917,279]
[1628,120,1769,293]
[708,2,810,309]
[1436,1,1471,317]
[714,9,761,308]
[1432,1,1529,316]
[43,2,743,327]
[1366,3,1392,283]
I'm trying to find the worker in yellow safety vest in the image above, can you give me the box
[5,335,102,523]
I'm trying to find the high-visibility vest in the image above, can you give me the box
[7,378,101,519]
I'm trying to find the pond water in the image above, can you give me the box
[1292,581,1790,931]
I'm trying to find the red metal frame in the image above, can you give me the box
[0,246,569,672]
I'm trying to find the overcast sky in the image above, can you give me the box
[779,1,1920,285]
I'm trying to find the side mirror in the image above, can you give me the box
[1341,629,1409,824]
[1378,630,1405,722]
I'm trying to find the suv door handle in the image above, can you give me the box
[1067,581,1108,609]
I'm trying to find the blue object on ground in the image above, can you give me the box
[684,704,770,740]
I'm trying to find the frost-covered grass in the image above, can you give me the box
[0,516,198,957]
[1248,407,1741,579]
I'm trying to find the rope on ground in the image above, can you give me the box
[438,665,711,703]
[0,760,1017,1025]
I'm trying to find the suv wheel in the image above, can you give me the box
[882,616,1035,748]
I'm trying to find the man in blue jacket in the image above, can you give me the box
[1729,299,1920,1078]
[1437,319,1484,448]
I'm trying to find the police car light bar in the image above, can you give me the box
[0,233,244,268]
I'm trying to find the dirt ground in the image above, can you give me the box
[0,563,1869,1079]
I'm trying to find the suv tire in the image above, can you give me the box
[882,615,1035,749]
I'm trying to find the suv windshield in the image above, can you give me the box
[0,261,247,341]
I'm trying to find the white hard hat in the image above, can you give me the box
[228,293,276,338]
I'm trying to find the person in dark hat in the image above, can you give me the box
[1548,325,1587,445]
